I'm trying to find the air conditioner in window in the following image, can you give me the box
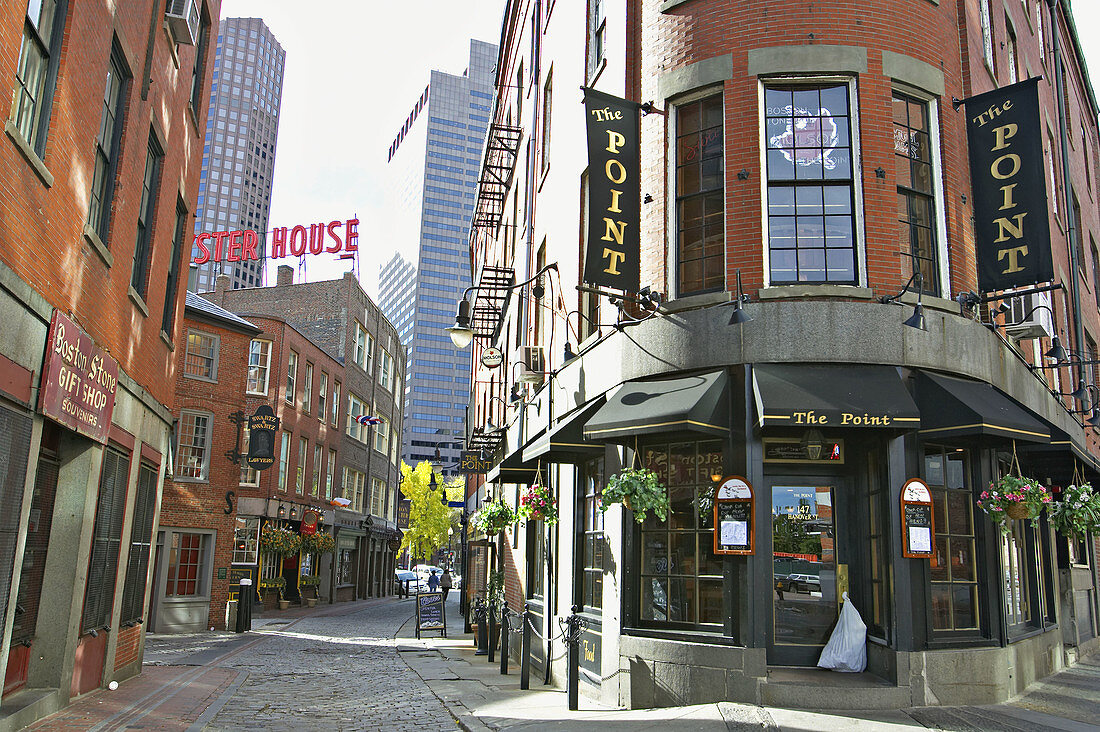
[165,0,200,46]
[517,345,546,384]
[1003,290,1054,341]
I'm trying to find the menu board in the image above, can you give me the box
[713,476,754,555]
[900,478,935,559]
[416,592,447,638]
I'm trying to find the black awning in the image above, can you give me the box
[1019,423,1100,482]
[916,371,1049,443]
[584,371,729,443]
[753,364,920,429]
[486,430,545,484]
[524,399,605,464]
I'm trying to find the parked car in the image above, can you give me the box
[395,569,427,594]
[785,573,821,593]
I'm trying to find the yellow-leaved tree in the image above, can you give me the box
[399,461,464,562]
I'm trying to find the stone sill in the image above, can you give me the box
[659,0,695,11]
[128,286,149,317]
[83,225,113,268]
[160,330,174,351]
[659,290,730,314]
[895,290,962,315]
[758,284,874,300]
[4,120,53,188]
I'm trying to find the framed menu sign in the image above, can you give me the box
[713,476,754,555]
[900,478,935,559]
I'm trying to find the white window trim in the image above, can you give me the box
[239,425,260,487]
[757,75,867,289]
[176,409,213,482]
[246,338,272,396]
[979,0,995,75]
[183,330,220,383]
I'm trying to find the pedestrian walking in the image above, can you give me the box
[440,569,452,601]
[427,569,440,592]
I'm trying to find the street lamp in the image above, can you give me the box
[445,263,559,349]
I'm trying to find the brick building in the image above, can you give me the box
[459,0,1100,712]
[0,0,217,727]
[202,267,405,600]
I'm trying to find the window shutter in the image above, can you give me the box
[120,463,158,625]
[0,405,34,625]
[82,447,130,634]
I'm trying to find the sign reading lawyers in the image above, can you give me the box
[582,87,640,292]
[964,77,1053,292]
[247,404,279,471]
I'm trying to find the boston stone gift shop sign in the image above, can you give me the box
[39,311,119,444]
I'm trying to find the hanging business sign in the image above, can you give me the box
[480,347,503,369]
[396,498,411,529]
[38,311,119,444]
[192,217,360,265]
[458,451,493,475]
[246,404,279,471]
[582,87,640,292]
[900,478,935,559]
[964,77,1053,292]
[713,476,755,555]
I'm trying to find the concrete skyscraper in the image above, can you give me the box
[380,39,496,475]
[192,17,285,292]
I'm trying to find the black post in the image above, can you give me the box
[488,600,497,663]
[499,601,510,674]
[474,597,488,655]
[460,511,471,633]
[520,603,532,690]
[564,604,585,711]
[234,578,253,633]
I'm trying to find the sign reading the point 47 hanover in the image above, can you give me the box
[192,216,360,265]
[964,78,1053,292]
[39,311,119,444]
[582,87,640,292]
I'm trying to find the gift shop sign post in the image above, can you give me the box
[39,311,119,443]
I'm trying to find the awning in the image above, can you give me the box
[584,371,729,443]
[486,430,545,484]
[916,371,1049,443]
[523,399,605,463]
[1019,423,1100,482]
[753,364,919,429]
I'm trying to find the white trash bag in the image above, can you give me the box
[817,592,867,672]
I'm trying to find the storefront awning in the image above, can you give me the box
[753,364,919,429]
[916,371,1049,443]
[583,371,729,443]
[1019,422,1100,483]
[486,430,546,484]
[523,399,605,463]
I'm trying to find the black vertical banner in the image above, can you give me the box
[964,77,1053,292]
[583,87,640,292]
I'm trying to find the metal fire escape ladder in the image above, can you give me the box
[471,123,523,232]
[470,266,516,341]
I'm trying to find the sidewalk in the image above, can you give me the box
[397,600,1100,731]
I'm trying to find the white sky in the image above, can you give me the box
[219,1,1100,298]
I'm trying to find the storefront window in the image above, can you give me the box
[337,546,356,585]
[166,533,206,597]
[638,440,723,629]
[232,517,259,564]
[865,452,890,639]
[1002,521,1031,628]
[530,520,545,598]
[925,446,980,633]
[581,457,605,611]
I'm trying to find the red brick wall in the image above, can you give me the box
[0,0,219,405]
[113,625,141,671]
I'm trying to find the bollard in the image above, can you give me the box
[488,602,497,663]
[474,597,488,656]
[520,603,532,690]
[234,578,253,633]
[563,604,586,711]
[499,601,510,675]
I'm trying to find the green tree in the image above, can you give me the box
[399,461,464,562]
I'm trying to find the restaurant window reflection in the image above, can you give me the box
[925,446,981,635]
[581,456,605,612]
[638,440,723,630]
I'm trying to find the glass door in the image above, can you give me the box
[768,482,843,665]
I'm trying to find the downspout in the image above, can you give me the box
[1048,0,1085,387]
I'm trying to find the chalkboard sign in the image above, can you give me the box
[416,592,447,638]
[900,478,935,559]
[713,476,754,555]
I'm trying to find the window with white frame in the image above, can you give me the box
[278,430,290,492]
[370,476,385,517]
[296,436,307,494]
[326,448,337,500]
[587,0,605,79]
[344,467,366,513]
[979,0,996,74]
[379,350,393,390]
[165,532,208,597]
[232,517,260,564]
[177,410,211,480]
[12,0,67,157]
[247,339,271,395]
[354,322,374,373]
[765,81,858,285]
[347,393,369,442]
[184,331,219,381]
[541,69,553,174]
[893,91,944,296]
[373,414,390,454]
[286,350,298,405]
[318,372,328,420]
[312,443,322,497]
[675,94,724,296]
[240,426,259,486]
[302,362,313,413]
[332,382,341,427]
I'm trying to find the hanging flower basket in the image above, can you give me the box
[518,483,558,525]
[299,574,321,588]
[260,525,302,557]
[601,467,669,524]
[301,532,336,555]
[258,576,286,598]
[471,499,517,535]
[1050,482,1100,539]
[977,475,1051,535]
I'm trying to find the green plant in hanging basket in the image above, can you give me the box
[518,483,558,525]
[1050,482,1100,538]
[260,525,302,557]
[258,576,286,598]
[301,532,336,555]
[299,574,321,587]
[601,467,669,524]
[471,499,517,534]
[977,475,1052,535]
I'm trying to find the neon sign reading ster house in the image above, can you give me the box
[192,217,360,265]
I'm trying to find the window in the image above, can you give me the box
[239,426,258,486]
[82,446,129,633]
[541,69,552,174]
[131,133,164,298]
[354,323,374,373]
[232,517,259,564]
[765,82,858,285]
[332,382,341,426]
[1006,18,1019,84]
[312,444,322,497]
[247,339,271,394]
[296,436,307,494]
[165,533,206,597]
[1047,131,1060,217]
[580,457,605,611]
[979,0,996,73]
[639,440,723,628]
[1037,2,1045,65]
[336,546,356,585]
[318,372,328,419]
[675,95,724,296]
[379,350,393,390]
[12,0,66,156]
[119,462,156,625]
[587,0,606,79]
[278,430,290,492]
[1073,191,1085,273]
[925,446,980,633]
[303,362,313,413]
[184,331,218,380]
[530,513,545,598]
[347,393,369,442]
[371,477,385,517]
[373,414,390,454]
[1092,239,1100,310]
[161,202,188,335]
[285,350,298,405]
[177,411,211,480]
[326,449,336,500]
[344,467,366,513]
[190,10,210,111]
[864,452,890,639]
[893,92,940,295]
[88,48,130,244]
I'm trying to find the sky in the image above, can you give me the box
[218,1,1100,299]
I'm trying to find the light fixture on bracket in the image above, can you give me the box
[446,263,559,348]
[801,428,825,461]
[728,269,752,325]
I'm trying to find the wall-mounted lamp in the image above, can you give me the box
[1045,336,1069,363]
[563,342,577,363]
[289,505,299,520]
[709,466,724,483]
[903,303,926,331]
[277,503,286,518]
[801,428,825,461]
[509,382,525,403]
[445,298,474,348]
[728,269,752,325]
